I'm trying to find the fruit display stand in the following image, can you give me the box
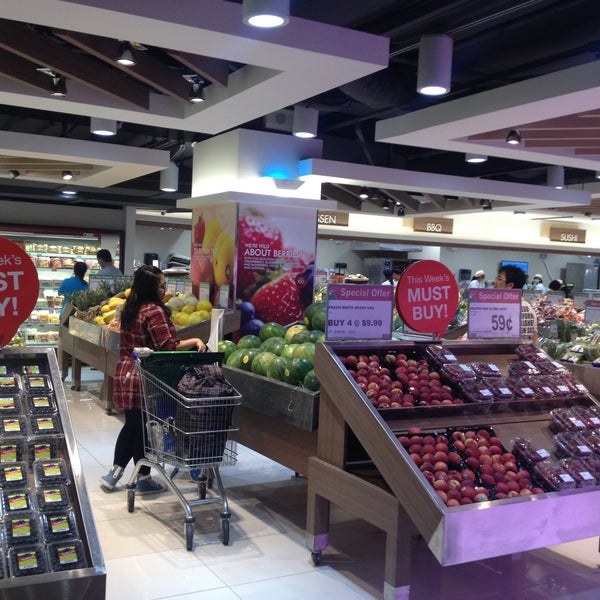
[0,347,105,597]
[307,339,600,600]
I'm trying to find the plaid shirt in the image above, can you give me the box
[113,303,179,410]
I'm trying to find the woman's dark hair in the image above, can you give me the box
[548,279,563,291]
[499,265,527,289]
[383,269,393,282]
[121,265,170,328]
[73,261,88,279]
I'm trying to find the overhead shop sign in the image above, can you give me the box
[413,216,453,234]
[317,211,349,226]
[549,227,586,244]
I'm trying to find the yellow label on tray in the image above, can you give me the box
[34,444,52,460]
[8,493,28,510]
[32,396,50,408]
[27,377,45,387]
[0,377,15,388]
[57,545,78,564]
[0,397,15,410]
[3,418,21,432]
[36,417,54,430]
[5,465,24,482]
[43,488,62,503]
[0,445,18,462]
[43,462,61,477]
[12,518,31,537]
[50,515,70,533]
[17,551,38,570]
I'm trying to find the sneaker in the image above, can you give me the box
[135,475,165,495]
[100,465,124,491]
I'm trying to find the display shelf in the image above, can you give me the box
[307,339,600,599]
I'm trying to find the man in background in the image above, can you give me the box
[96,249,123,276]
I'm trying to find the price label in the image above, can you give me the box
[467,288,522,339]
[325,284,394,340]
[585,300,600,324]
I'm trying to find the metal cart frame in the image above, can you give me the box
[125,351,241,550]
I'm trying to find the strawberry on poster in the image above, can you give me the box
[236,204,317,332]
[396,260,459,339]
[0,236,40,347]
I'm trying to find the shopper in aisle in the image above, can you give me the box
[532,273,546,293]
[381,269,401,287]
[100,264,206,494]
[96,249,122,276]
[493,264,538,344]
[57,261,88,315]
[468,269,486,289]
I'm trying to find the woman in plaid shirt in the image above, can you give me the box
[100,265,206,494]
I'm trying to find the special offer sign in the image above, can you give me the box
[0,236,39,347]
[396,260,459,338]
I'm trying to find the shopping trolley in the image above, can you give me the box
[126,349,241,550]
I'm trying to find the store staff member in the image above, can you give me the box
[493,265,538,344]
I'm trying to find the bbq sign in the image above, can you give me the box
[396,260,459,338]
[0,237,39,347]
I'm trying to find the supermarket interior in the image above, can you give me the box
[3,2,600,600]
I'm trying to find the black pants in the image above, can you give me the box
[113,408,150,476]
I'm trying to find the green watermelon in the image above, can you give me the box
[237,334,262,349]
[307,329,325,342]
[218,339,238,362]
[239,348,260,371]
[293,342,316,363]
[260,336,287,355]
[288,329,312,344]
[285,357,313,385]
[267,356,288,381]
[259,322,286,341]
[303,301,325,330]
[251,352,277,376]
[280,343,299,361]
[303,369,320,392]
[310,305,326,332]
[284,324,307,343]
[226,348,246,369]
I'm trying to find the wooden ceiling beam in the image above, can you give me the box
[0,49,49,93]
[167,50,230,88]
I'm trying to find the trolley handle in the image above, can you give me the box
[132,347,208,359]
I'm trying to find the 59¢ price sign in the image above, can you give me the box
[467,288,522,339]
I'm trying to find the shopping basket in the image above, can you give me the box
[125,350,241,550]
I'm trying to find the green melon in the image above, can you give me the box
[285,357,314,385]
[259,322,287,341]
[237,334,262,349]
[239,348,260,371]
[225,348,246,369]
[267,356,288,382]
[303,369,320,392]
[280,344,299,361]
[289,329,312,344]
[260,336,287,355]
[251,351,277,376]
[293,342,316,363]
[310,306,326,332]
[284,324,307,343]
[307,329,325,343]
[218,339,238,362]
[303,301,325,330]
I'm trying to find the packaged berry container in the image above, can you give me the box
[571,407,600,430]
[0,415,27,436]
[469,362,502,379]
[508,361,540,377]
[576,430,600,453]
[554,431,594,458]
[0,439,24,463]
[8,545,48,577]
[4,511,40,546]
[550,408,587,432]
[515,344,548,363]
[583,456,600,479]
[0,394,22,415]
[26,393,56,415]
[28,436,63,463]
[458,380,495,404]
[425,345,457,366]
[21,374,52,393]
[29,414,62,435]
[534,459,577,491]
[505,378,537,400]
[2,488,35,514]
[0,462,29,488]
[0,375,20,393]
[512,436,551,465]
[559,457,597,487]
[48,539,87,572]
[536,360,569,376]
[560,374,590,398]
[42,509,78,541]
[486,379,514,401]
[33,458,69,487]
[440,362,476,384]
[36,485,71,511]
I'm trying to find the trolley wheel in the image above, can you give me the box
[105,408,112,416]
[198,481,207,500]
[71,385,80,391]
[311,551,322,566]
[185,522,194,551]
[221,518,230,545]
[127,489,135,513]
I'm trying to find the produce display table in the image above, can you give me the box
[307,340,600,600]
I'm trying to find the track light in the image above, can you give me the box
[397,205,406,217]
[115,42,136,66]
[506,129,521,145]
[160,162,179,192]
[9,170,20,179]
[465,153,487,164]
[417,34,453,96]
[359,187,369,199]
[595,171,600,179]
[547,165,564,189]
[61,170,73,181]
[382,197,395,211]
[49,76,67,96]
[293,105,319,138]
[188,80,205,103]
[242,0,290,28]
[480,199,492,211]
[90,117,117,136]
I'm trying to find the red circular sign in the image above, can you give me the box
[0,236,40,347]
[396,260,459,338]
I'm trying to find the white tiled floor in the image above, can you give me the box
[65,370,600,600]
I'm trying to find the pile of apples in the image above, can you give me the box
[398,427,545,508]
[338,352,465,409]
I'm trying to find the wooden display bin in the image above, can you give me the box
[307,339,600,599]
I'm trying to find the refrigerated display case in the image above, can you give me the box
[0,347,105,598]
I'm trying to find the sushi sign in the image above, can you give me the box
[549,227,586,243]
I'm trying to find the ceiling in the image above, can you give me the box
[1,0,600,220]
